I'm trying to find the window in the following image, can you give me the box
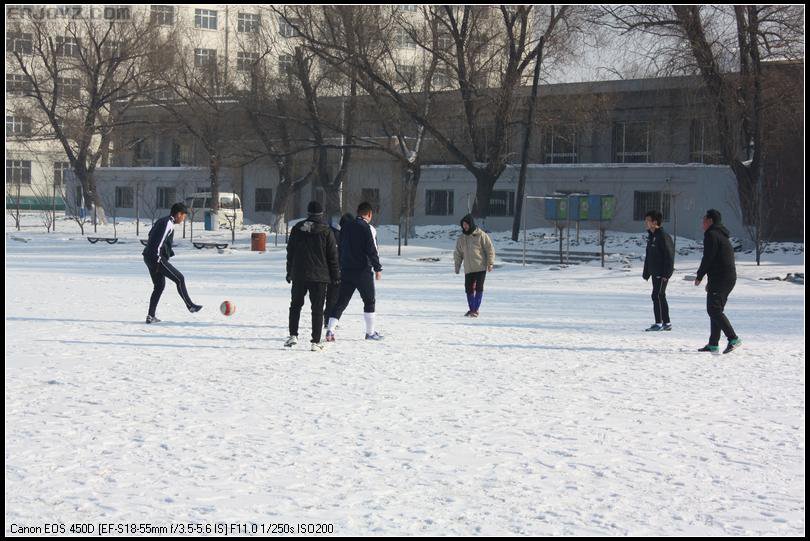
[101,40,123,59]
[156,187,177,209]
[543,125,578,164]
[255,188,273,212]
[53,161,71,186]
[194,48,217,68]
[613,121,651,163]
[194,9,218,30]
[7,32,33,54]
[434,70,452,89]
[237,51,260,71]
[689,119,722,164]
[55,36,81,57]
[56,77,81,99]
[489,190,515,217]
[6,160,32,184]
[220,195,240,210]
[132,137,152,162]
[150,5,174,26]
[278,54,293,76]
[6,73,32,95]
[425,189,454,216]
[278,17,301,38]
[633,191,670,221]
[115,186,134,208]
[401,5,418,13]
[361,188,381,215]
[395,28,416,49]
[396,64,416,85]
[238,12,261,33]
[6,115,32,137]
[437,34,454,52]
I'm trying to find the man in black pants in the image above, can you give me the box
[142,203,202,323]
[285,201,340,351]
[325,202,383,341]
[695,209,742,354]
[324,213,354,329]
[642,210,675,331]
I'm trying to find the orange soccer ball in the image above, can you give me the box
[220,301,236,316]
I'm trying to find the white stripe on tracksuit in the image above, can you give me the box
[160,259,193,308]
[156,217,174,260]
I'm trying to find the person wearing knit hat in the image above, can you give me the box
[284,201,340,351]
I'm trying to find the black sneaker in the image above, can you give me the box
[188,304,203,313]
[698,344,720,353]
[464,311,473,317]
[145,315,161,324]
[662,323,672,331]
[723,338,742,354]
[645,324,664,332]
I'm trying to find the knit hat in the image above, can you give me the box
[307,201,324,215]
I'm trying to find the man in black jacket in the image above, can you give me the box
[285,201,340,351]
[324,212,354,328]
[642,210,675,331]
[694,209,742,354]
[142,202,202,324]
[325,202,383,342]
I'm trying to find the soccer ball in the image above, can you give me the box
[220,300,236,316]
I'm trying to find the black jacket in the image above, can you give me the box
[142,215,176,263]
[286,216,340,284]
[696,224,736,284]
[642,228,675,280]
[340,216,382,273]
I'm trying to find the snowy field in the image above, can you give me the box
[5,216,805,536]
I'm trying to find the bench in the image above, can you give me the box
[87,237,119,245]
[192,242,229,250]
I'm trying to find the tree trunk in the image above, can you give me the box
[209,155,221,211]
[472,174,496,222]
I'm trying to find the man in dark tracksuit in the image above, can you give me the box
[642,210,675,331]
[142,202,202,323]
[285,201,340,351]
[324,213,354,329]
[694,209,742,354]
[325,202,383,341]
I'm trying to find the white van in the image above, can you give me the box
[184,192,244,228]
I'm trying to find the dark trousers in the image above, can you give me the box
[324,281,340,326]
[651,276,671,324]
[464,271,487,294]
[144,256,194,317]
[707,279,738,346]
[289,281,328,343]
[329,270,376,320]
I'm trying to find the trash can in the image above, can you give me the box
[204,210,216,231]
[251,232,267,252]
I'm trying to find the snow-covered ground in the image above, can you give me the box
[5,216,805,536]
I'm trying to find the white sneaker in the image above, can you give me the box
[311,342,325,352]
[284,335,298,347]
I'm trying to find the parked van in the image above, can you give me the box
[184,192,244,228]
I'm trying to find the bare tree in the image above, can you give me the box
[6,178,23,231]
[6,7,171,224]
[29,181,60,233]
[284,6,586,222]
[58,181,87,235]
[234,19,317,233]
[600,5,805,264]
